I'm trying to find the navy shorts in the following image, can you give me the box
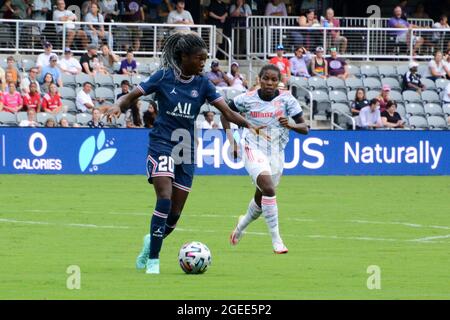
[146,149,194,193]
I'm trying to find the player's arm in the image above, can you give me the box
[220,100,240,159]
[107,88,143,115]
[278,113,309,135]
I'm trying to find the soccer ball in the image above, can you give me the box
[178,241,211,274]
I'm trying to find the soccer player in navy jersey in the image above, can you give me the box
[108,32,262,274]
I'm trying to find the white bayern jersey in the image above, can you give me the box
[233,89,303,154]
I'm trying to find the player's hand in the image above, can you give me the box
[249,125,271,141]
[231,143,240,160]
[278,117,292,129]
[105,105,120,117]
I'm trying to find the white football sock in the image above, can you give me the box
[261,195,282,244]
[237,198,262,232]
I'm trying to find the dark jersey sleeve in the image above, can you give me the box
[136,69,164,96]
[205,78,224,104]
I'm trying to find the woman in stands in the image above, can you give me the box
[23,83,42,112]
[107,32,262,274]
[1,82,23,113]
[310,47,328,79]
[42,83,63,114]
[222,64,309,254]
[376,84,392,113]
[381,100,405,129]
[41,73,55,96]
[351,88,369,116]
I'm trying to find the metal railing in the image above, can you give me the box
[0,19,216,58]
[267,26,450,60]
[215,29,233,72]
[245,15,435,59]
[331,110,356,130]
[289,84,313,126]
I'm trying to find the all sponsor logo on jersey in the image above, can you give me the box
[168,102,195,119]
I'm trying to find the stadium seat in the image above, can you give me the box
[61,74,76,89]
[76,113,91,126]
[131,74,146,86]
[427,116,448,130]
[396,103,406,118]
[136,62,150,75]
[381,78,402,92]
[94,87,115,104]
[435,79,449,92]
[59,87,76,101]
[345,77,363,91]
[443,104,450,116]
[424,103,443,116]
[20,59,36,72]
[328,90,348,103]
[405,103,425,117]
[326,77,346,92]
[366,90,379,101]
[148,61,160,74]
[332,103,352,129]
[311,90,331,120]
[378,65,398,79]
[418,65,428,77]
[115,113,126,128]
[408,115,428,129]
[363,77,382,91]
[402,90,422,104]
[94,74,114,89]
[347,65,361,78]
[75,73,94,87]
[61,99,77,114]
[421,78,436,91]
[56,112,76,124]
[289,76,308,88]
[396,65,409,78]
[0,112,17,126]
[421,90,441,104]
[113,74,131,88]
[16,111,28,123]
[360,65,379,78]
[347,90,357,101]
[389,90,403,102]
[308,76,327,90]
[37,112,56,126]
[113,61,122,73]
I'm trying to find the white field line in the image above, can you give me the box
[0,217,448,244]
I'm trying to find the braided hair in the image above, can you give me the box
[160,32,208,77]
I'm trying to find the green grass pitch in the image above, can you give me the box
[0,175,449,299]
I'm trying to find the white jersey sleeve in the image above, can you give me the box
[233,92,251,113]
[284,92,303,118]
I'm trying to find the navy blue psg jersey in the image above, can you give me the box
[137,68,223,154]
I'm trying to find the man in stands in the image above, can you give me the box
[80,44,99,76]
[167,0,194,33]
[403,61,425,92]
[289,46,311,78]
[388,6,424,56]
[21,67,41,95]
[59,48,82,76]
[36,42,58,73]
[269,44,290,87]
[356,98,383,130]
[116,80,131,100]
[326,47,349,79]
[322,8,347,54]
[207,60,232,88]
[39,55,63,88]
[53,0,88,49]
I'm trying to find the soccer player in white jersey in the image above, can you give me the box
[221,64,309,254]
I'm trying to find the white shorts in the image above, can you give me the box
[243,144,284,189]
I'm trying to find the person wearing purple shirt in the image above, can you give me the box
[264,0,287,16]
[120,49,138,75]
[387,6,424,55]
[289,46,311,78]
[207,60,232,87]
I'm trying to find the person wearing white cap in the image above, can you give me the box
[59,48,82,75]
[226,62,248,91]
[403,61,425,92]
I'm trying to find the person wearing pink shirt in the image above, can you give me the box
[1,82,23,113]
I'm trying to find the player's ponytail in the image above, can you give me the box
[160,32,208,78]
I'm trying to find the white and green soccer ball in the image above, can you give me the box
[178,241,211,274]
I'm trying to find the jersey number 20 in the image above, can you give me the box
[158,156,175,173]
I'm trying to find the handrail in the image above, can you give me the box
[331,110,356,130]
[216,29,233,72]
[289,84,314,129]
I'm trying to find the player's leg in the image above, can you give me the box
[164,186,189,238]
[230,188,262,245]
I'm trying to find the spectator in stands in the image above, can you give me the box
[36,42,57,73]
[53,0,88,50]
[227,62,248,91]
[1,0,31,20]
[388,6,424,56]
[116,79,131,99]
[120,49,138,75]
[1,82,23,113]
[426,51,447,80]
[0,66,5,91]
[310,46,327,78]
[32,0,52,32]
[45,118,56,127]
[350,88,369,116]
[22,82,41,112]
[444,49,450,79]
[143,100,157,128]
[41,73,54,96]
[84,2,112,48]
[167,0,194,32]
[157,0,174,23]
[80,44,99,75]
[88,108,105,128]
[41,83,63,114]
[19,108,39,127]
[76,81,96,113]
[121,0,145,51]
[289,46,311,78]
[269,44,290,86]
[377,84,392,113]
[264,0,287,17]
[100,0,119,22]
[229,0,252,55]
[201,111,220,129]
[82,0,102,17]
[98,43,120,75]
[326,48,349,79]
[59,118,70,127]
[296,8,320,50]
[21,67,41,95]
[59,48,82,76]
[125,102,143,128]
[39,55,63,87]
[208,0,228,51]
[5,56,20,85]
[322,8,347,54]
[403,61,425,92]
[397,0,411,19]
[432,15,450,52]
[411,3,429,19]
[356,98,382,130]
[4,70,18,88]
[381,100,405,129]
[207,60,232,87]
